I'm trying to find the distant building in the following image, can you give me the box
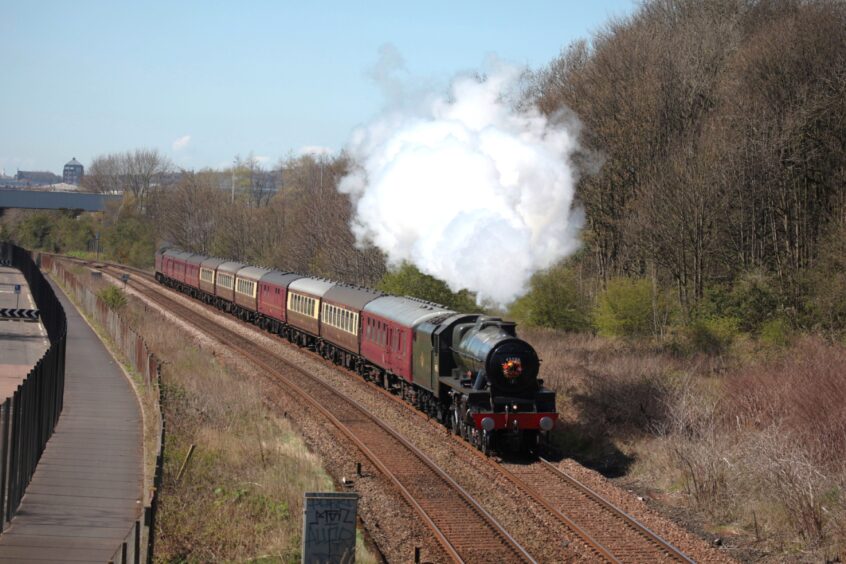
[63,158,84,185]
[15,170,61,186]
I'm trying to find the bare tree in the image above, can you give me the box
[81,154,123,194]
[232,153,277,208]
[123,149,173,212]
[159,171,224,253]
[81,149,173,215]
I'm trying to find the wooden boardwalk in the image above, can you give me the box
[0,278,143,562]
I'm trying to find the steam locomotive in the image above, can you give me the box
[155,248,557,454]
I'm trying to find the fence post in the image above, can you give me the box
[0,399,9,529]
[134,519,141,564]
[7,387,20,520]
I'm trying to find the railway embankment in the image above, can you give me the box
[50,257,379,563]
[84,256,733,563]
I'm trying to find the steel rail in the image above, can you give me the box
[535,458,695,563]
[89,260,536,564]
[62,256,695,562]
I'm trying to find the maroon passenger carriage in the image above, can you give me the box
[198,257,226,303]
[256,271,302,335]
[360,296,450,391]
[232,266,271,322]
[285,277,334,347]
[213,261,245,313]
[154,247,558,455]
[319,284,382,371]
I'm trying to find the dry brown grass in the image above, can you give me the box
[523,326,846,560]
[57,266,375,563]
[134,310,377,563]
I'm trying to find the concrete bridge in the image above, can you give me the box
[0,189,121,212]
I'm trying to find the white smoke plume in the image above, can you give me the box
[339,52,583,306]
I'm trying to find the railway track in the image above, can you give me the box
[73,258,698,563]
[498,458,695,563]
[91,261,535,563]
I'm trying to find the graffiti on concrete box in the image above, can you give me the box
[303,492,358,564]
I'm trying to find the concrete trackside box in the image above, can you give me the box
[302,492,358,564]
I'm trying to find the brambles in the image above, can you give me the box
[531,327,846,558]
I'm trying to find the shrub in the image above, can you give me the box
[98,285,127,310]
[102,213,156,268]
[688,316,740,354]
[803,223,846,333]
[593,277,665,337]
[16,212,56,250]
[760,317,792,347]
[728,271,780,333]
[509,263,590,331]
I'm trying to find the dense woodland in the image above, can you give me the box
[3,1,846,557]
[4,0,844,340]
[525,0,846,339]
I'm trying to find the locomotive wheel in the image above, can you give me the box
[451,409,460,435]
[461,419,471,441]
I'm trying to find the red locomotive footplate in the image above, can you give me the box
[470,412,558,431]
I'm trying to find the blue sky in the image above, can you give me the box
[0,1,636,174]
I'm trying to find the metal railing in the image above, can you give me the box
[0,243,67,529]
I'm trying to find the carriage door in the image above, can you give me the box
[386,326,393,369]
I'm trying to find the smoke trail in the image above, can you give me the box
[339,53,582,306]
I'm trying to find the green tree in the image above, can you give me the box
[102,211,156,267]
[377,263,479,312]
[16,212,56,250]
[509,263,589,331]
[53,212,96,252]
[594,277,662,337]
